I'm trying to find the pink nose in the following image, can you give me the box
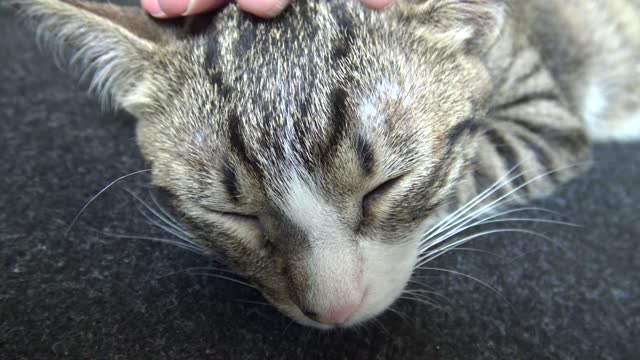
[310,303,360,325]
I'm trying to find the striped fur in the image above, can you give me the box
[11,0,639,328]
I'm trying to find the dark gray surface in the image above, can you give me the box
[1,4,639,359]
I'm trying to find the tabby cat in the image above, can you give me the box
[10,0,640,328]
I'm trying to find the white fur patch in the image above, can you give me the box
[596,111,640,141]
[358,79,404,132]
[583,84,640,141]
[282,174,343,246]
[582,84,608,130]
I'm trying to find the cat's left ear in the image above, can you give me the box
[394,0,507,55]
[10,0,177,109]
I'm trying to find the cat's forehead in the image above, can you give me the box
[156,1,473,189]
[173,4,413,170]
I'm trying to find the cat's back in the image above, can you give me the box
[509,0,640,139]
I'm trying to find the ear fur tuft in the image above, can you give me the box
[396,0,506,55]
[10,0,171,109]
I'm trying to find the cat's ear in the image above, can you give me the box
[10,0,176,109]
[396,0,506,55]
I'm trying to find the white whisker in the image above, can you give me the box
[387,307,411,326]
[372,318,391,335]
[133,203,192,242]
[233,299,272,307]
[98,230,208,256]
[417,228,563,267]
[125,188,192,241]
[420,162,532,245]
[66,169,152,235]
[420,163,584,253]
[147,189,184,229]
[420,207,575,254]
[184,266,238,275]
[442,247,505,259]
[416,266,514,311]
[403,289,451,304]
[399,295,442,309]
[407,279,436,291]
[188,272,257,289]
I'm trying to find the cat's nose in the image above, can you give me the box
[303,302,360,325]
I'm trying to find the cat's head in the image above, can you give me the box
[13,0,504,328]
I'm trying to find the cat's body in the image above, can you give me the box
[10,0,639,328]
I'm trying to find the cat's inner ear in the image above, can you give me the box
[396,0,506,55]
[11,0,181,109]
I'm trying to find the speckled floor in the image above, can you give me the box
[1,2,638,359]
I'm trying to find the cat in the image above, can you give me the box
[9,0,640,329]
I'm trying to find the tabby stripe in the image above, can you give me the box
[506,124,558,181]
[512,62,543,85]
[330,3,356,63]
[484,127,526,190]
[354,134,375,176]
[322,87,350,165]
[222,157,241,203]
[472,158,497,199]
[491,91,559,113]
[495,115,588,154]
[447,118,477,147]
[228,114,263,179]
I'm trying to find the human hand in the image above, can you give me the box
[141,0,394,19]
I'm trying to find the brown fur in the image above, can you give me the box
[10,0,639,326]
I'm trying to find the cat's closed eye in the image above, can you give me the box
[361,175,404,219]
[204,208,267,245]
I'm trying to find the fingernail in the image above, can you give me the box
[182,0,196,15]
[183,0,228,16]
[157,0,191,16]
[263,0,289,17]
[141,0,168,17]
[237,0,289,18]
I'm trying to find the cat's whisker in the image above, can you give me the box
[473,217,579,228]
[399,295,442,309]
[65,169,152,236]
[403,289,451,304]
[415,266,514,311]
[232,299,272,307]
[420,163,524,245]
[419,206,571,254]
[407,279,436,291]
[97,230,209,256]
[184,266,239,275]
[281,319,296,335]
[132,202,197,247]
[371,318,391,335]
[404,293,446,309]
[442,247,505,260]
[419,215,577,254]
[125,188,191,241]
[147,189,184,230]
[420,162,585,248]
[386,307,411,326]
[416,228,562,267]
[187,272,257,289]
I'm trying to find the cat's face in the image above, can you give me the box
[134,7,491,328]
[14,0,501,328]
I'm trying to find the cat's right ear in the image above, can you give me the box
[10,0,178,110]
